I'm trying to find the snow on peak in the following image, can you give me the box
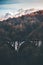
[4,12,14,18]
[0,8,38,21]
[14,8,38,17]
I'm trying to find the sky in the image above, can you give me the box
[0,0,43,17]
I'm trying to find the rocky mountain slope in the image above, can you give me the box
[0,10,43,65]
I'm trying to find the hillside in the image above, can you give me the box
[0,10,43,65]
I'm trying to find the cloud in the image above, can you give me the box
[0,0,19,4]
[0,0,43,4]
[0,3,43,10]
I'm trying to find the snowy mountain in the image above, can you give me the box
[4,12,13,18]
[14,8,38,17]
[0,12,14,21]
[4,12,14,19]
[0,8,39,21]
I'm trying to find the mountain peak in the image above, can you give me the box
[0,8,43,21]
